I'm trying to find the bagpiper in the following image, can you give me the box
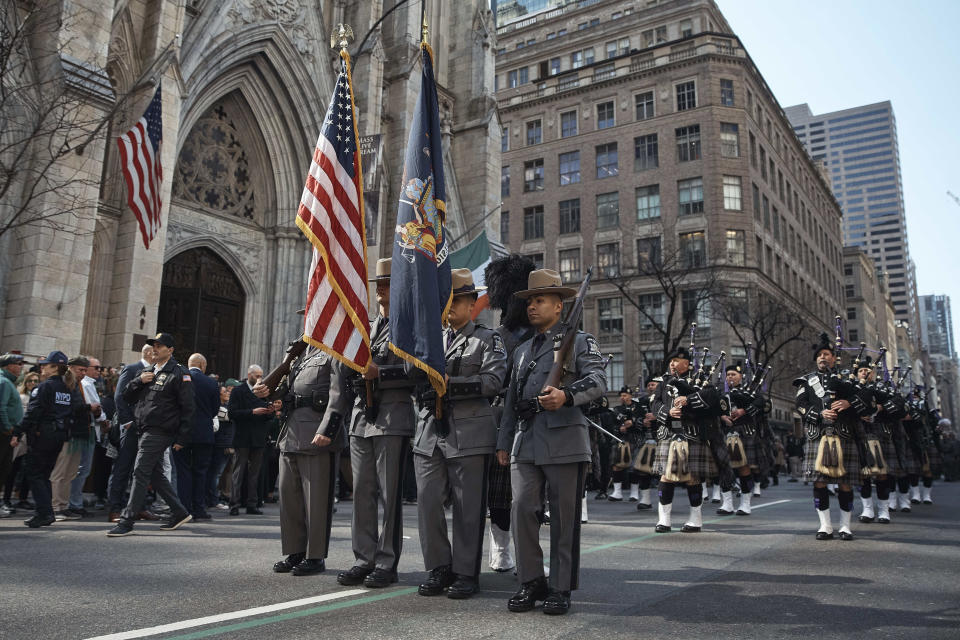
[719,361,765,516]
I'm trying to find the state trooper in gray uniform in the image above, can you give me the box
[495,269,607,616]
[326,258,418,589]
[413,269,507,599]
[257,319,344,577]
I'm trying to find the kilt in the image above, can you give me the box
[926,445,942,475]
[487,455,512,510]
[655,438,714,482]
[803,437,863,487]
[730,431,761,470]
[875,435,898,477]
[900,445,923,476]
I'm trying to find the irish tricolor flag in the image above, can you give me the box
[449,231,492,320]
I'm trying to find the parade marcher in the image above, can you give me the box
[718,362,765,516]
[609,386,643,502]
[0,354,26,517]
[484,254,536,573]
[412,269,507,599]
[107,344,158,522]
[257,313,343,577]
[794,333,874,541]
[330,258,418,589]
[107,333,195,536]
[173,353,219,521]
[228,365,274,515]
[496,268,606,616]
[10,351,74,527]
[855,357,893,524]
[895,392,927,511]
[632,378,661,511]
[651,348,723,534]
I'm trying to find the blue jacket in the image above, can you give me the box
[189,367,220,445]
[14,375,73,440]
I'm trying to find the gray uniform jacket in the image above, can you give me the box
[321,315,416,438]
[496,324,607,465]
[413,321,508,459]
[279,347,344,454]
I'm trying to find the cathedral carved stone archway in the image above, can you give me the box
[158,247,246,379]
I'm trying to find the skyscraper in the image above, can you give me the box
[920,294,955,357]
[785,102,919,330]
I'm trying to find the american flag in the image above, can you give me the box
[117,84,163,250]
[295,52,371,373]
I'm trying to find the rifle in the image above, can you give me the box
[261,338,308,397]
[542,267,593,391]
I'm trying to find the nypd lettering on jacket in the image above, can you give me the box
[413,320,508,459]
[496,325,607,465]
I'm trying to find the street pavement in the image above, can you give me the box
[1,479,958,640]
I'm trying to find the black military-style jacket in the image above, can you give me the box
[650,376,721,441]
[793,370,871,441]
[124,358,195,445]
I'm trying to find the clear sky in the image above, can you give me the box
[716,0,960,348]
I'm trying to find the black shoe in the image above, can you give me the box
[193,511,213,521]
[508,577,548,612]
[681,524,701,533]
[364,568,398,588]
[246,507,264,515]
[607,495,622,502]
[636,503,652,511]
[418,565,454,596]
[839,531,854,541]
[815,531,834,540]
[292,559,326,576]
[594,491,607,500]
[910,498,921,505]
[273,553,305,573]
[106,521,135,537]
[159,513,192,531]
[447,575,478,599]
[716,508,734,515]
[542,590,571,616]
[25,515,56,528]
[66,507,88,518]
[858,515,874,523]
[923,499,933,505]
[337,565,373,586]
[736,510,751,516]
[655,524,671,533]
[711,498,722,504]
[57,509,81,521]
[900,506,911,513]
[229,506,240,516]
[877,516,890,524]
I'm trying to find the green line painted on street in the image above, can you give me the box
[164,588,419,640]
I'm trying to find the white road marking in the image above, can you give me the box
[750,499,791,509]
[85,589,368,640]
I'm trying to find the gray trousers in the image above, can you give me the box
[351,434,407,572]
[279,451,336,560]
[511,461,586,592]
[230,447,264,508]
[414,449,489,577]
[121,431,187,523]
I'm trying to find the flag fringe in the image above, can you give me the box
[388,342,446,397]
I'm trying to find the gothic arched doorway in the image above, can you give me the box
[158,247,245,379]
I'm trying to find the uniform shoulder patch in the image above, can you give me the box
[585,335,602,358]
[492,333,506,355]
[719,396,730,412]
[182,374,192,382]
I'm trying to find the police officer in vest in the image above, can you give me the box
[260,312,344,576]
[327,258,418,589]
[413,269,507,599]
[496,269,607,616]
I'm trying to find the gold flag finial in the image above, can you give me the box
[421,15,429,44]
[330,23,354,51]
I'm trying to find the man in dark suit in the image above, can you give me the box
[107,344,159,523]
[174,353,220,520]
[228,364,273,515]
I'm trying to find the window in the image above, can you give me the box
[762,195,770,228]
[597,242,620,276]
[499,211,509,243]
[635,91,654,120]
[720,79,734,106]
[523,159,544,192]
[550,57,561,75]
[558,151,580,185]
[501,166,510,197]
[678,177,704,215]
[752,183,761,221]
[507,70,517,88]
[636,185,660,220]
[848,329,859,343]
[560,110,577,137]
[726,230,745,266]
[523,205,544,240]
[596,143,618,178]
[597,101,615,129]
[501,126,509,152]
[525,253,544,269]
[638,293,664,329]
[571,48,594,69]
[676,125,701,162]
[558,198,580,234]
[558,248,581,282]
[676,81,696,111]
[846,307,857,320]
[519,67,529,84]
[680,19,693,38]
[526,119,542,145]
[634,134,658,171]
[760,146,767,180]
[720,122,739,157]
[606,40,618,59]
[843,264,853,276]
[679,231,706,268]
[723,175,742,210]
[637,236,662,270]
[656,26,667,43]
[749,131,757,168]
[608,353,624,390]
[682,290,711,328]
[596,192,619,228]
[599,297,623,334]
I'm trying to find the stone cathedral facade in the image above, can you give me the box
[0,0,501,377]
